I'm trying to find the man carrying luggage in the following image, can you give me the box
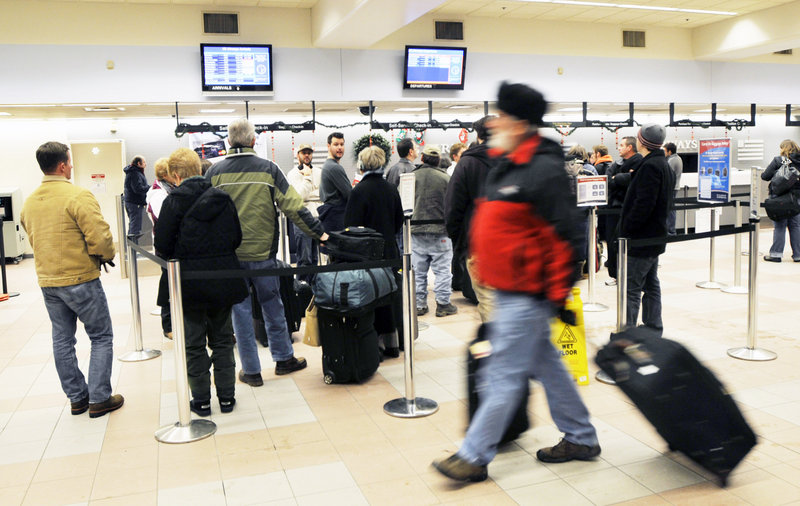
[432,82,600,483]
[206,119,328,386]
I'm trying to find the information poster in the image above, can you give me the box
[399,173,415,214]
[576,175,608,207]
[698,139,731,203]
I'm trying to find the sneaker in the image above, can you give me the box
[536,438,601,463]
[431,453,488,482]
[275,356,307,376]
[605,279,617,286]
[190,399,211,417]
[89,394,124,418]
[238,370,264,387]
[163,331,173,340]
[71,395,89,415]
[435,302,458,317]
[764,255,781,263]
[416,305,429,316]
[219,397,236,413]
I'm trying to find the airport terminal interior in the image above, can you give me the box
[4,0,800,504]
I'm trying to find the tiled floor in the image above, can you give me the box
[2,226,800,505]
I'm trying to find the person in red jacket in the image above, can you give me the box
[432,82,600,483]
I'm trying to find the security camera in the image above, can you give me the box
[359,105,375,116]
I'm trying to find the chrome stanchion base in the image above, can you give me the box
[595,370,616,385]
[150,308,161,316]
[383,397,439,418]
[4,292,20,298]
[721,285,748,294]
[418,321,430,331]
[583,302,609,312]
[727,347,777,361]
[696,280,725,289]
[118,349,162,362]
[155,419,217,444]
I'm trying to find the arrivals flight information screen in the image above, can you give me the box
[202,45,272,90]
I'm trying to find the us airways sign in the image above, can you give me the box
[676,139,698,151]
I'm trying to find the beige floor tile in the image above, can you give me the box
[215,429,275,454]
[157,481,226,506]
[15,393,68,411]
[504,478,593,506]
[96,444,157,472]
[157,435,218,466]
[22,473,94,506]
[341,448,417,485]
[285,461,356,497]
[488,451,560,490]
[157,455,222,489]
[440,491,518,505]
[295,486,368,506]
[563,467,653,505]
[659,482,751,505]
[726,467,800,504]
[91,465,158,501]
[359,475,440,506]
[0,461,38,488]
[219,448,284,480]
[89,490,158,505]
[612,496,672,505]
[32,452,100,483]
[277,439,341,470]
[102,426,158,451]
[0,485,27,505]
[269,422,326,449]
[618,456,706,493]
[400,444,459,474]
[223,471,293,505]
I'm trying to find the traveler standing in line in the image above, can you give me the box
[604,136,643,286]
[344,146,404,358]
[155,148,248,416]
[384,137,418,253]
[565,144,598,277]
[287,144,322,281]
[411,145,458,318]
[592,144,614,175]
[318,132,351,234]
[762,139,800,262]
[432,83,599,483]
[620,124,675,333]
[447,142,468,177]
[123,155,149,241]
[146,157,176,339]
[206,119,328,386]
[664,142,683,236]
[21,141,124,418]
[445,115,495,321]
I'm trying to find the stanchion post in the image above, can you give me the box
[584,207,608,312]
[728,218,776,361]
[597,237,627,385]
[683,185,689,235]
[384,215,438,418]
[278,211,289,264]
[115,194,129,279]
[155,259,217,443]
[722,200,747,294]
[118,240,161,362]
[696,207,724,289]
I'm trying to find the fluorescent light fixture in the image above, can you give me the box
[446,105,475,109]
[83,107,125,112]
[394,107,428,112]
[518,0,737,16]
[0,112,11,116]
[0,104,56,107]
[66,103,139,107]
[199,109,236,113]
[557,107,583,112]
[694,108,726,113]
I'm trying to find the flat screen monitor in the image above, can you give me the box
[403,45,467,90]
[201,43,273,95]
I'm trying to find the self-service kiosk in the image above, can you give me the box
[0,188,26,263]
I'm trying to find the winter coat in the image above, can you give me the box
[411,163,449,235]
[762,154,800,195]
[607,153,643,206]
[123,164,149,205]
[154,176,248,309]
[444,142,492,256]
[344,171,404,259]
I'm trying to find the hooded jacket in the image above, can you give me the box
[154,176,248,308]
[594,154,614,175]
[762,153,800,195]
[123,164,149,205]
[445,142,492,255]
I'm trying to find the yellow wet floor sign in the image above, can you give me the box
[550,286,589,385]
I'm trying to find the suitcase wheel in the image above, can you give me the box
[323,373,335,385]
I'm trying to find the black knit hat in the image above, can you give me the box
[496,81,547,126]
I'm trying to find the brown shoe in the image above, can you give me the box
[71,395,89,415]
[536,438,601,463]
[431,453,488,482]
[238,370,264,387]
[89,394,124,418]
[275,356,307,375]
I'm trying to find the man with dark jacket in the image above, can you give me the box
[155,148,248,416]
[444,115,494,320]
[604,137,643,285]
[432,82,600,483]
[620,124,675,333]
[123,155,149,239]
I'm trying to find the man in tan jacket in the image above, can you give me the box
[21,141,124,418]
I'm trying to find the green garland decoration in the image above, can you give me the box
[352,133,392,168]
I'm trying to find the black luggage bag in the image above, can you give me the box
[324,226,385,262]
[595,326,756,486]
[318,307,380,384]
[253,261,313,347]
[467,323,530,444]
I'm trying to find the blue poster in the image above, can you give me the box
[697,139,731,203]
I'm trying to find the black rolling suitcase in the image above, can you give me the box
[318,307,380,384]
[467,323,530,444]
[252,262,314,347]
[595,326,756,486]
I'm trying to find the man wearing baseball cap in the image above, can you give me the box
[287,144,321,280]
[619,124,675,333]
[432,82,600,483]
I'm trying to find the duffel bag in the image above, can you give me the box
[325,226,385,262]
[313,267,397,310]
[764,191,800,221]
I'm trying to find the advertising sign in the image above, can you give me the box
[698,139,731,203]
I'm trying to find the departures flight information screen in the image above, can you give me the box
[405,47,465,87]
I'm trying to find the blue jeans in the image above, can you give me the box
[412,234,453,307]
[231,259,294,371]
[458,291,598,465]
[125,201,144,237]
[769,213,800,260]
[41,278,114,404]
[291,222,318,282]
[626,255,662,330]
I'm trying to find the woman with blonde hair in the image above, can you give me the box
[762,139,800,262]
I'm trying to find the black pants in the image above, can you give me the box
[605,213,621,279]
[184,305,236,401]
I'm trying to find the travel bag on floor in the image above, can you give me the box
[252,262,313,345]
[318,307,380,384]
[467,323,530,444]
[595,326,756,486]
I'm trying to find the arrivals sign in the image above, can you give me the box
[698,139,731,203]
